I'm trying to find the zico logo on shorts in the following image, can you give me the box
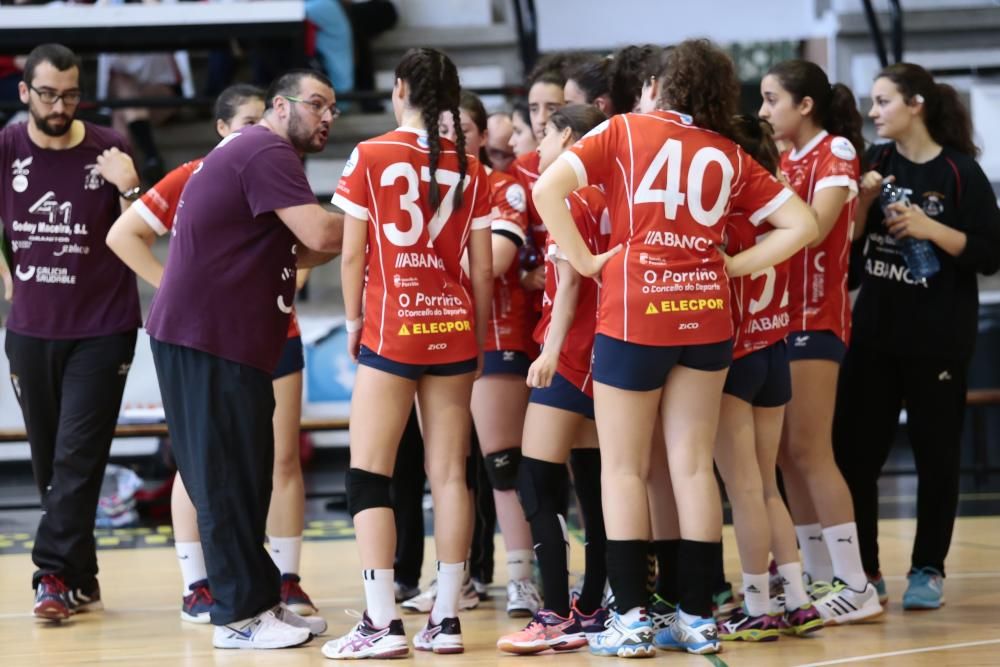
[398,320,472,336]
[645,299,725,315]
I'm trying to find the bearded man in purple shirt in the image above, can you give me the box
[0,44,142,621]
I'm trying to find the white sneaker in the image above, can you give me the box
[276,602,328,635]
[322,612,409,659]
[212,606,312,649]
[506,579,542,618]
[460,578,480,610]
[400,579,479,614]
[394,581,419,603]
[814,579,883,625]
[471,578,489,600]
[413,615,464,654]
[588,610,655,658]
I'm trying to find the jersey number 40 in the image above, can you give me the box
[634,140,734,228]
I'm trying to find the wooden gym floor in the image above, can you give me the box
[1,517,999,666]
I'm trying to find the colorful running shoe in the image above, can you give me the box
[807,578,837,601]
[572,601,611,634]
[33,574,71,621]
[814,578,883,625]
[782,602,824,636]
[903,567,945,610]
[322,612,409,659]
[717,605,781,642]
[588,609,656,658]
[67,580,103,614]
[711,584,740,618]
[497,609,588,654]
[181,579,213,624]
[868,572,889,605]
[281,573,318,616]
[506,578,542,618]
[654,608,721,655]
[413,615,464,654]
[648,593,676,633]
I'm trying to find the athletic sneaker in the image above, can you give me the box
[471,578,489,601]
[400,579,480,614]
[280,573,318,616]
[213,605,312,649]
[506,578,542,618]
[321,612,409,659]
[648,593,677,633]
[33,574,71,621]
[498,609,588,654]
[814,578,883,625]
[394,581,419,603]
[588,609,656,658]
[413,615,464,654]
[67,581,103,614]
[277,602,328,635]
[711,584,740,618]
[572,601,611,634]
[768,560,782,597]
[653,609,720,655]
[782,602,824,636]
[902,567,945,610]
[807,578,837,601]
[869,572,889,605]
[181,579,213,624]
[716,605,781,642]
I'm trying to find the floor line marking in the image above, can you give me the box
[794,638,1000,666]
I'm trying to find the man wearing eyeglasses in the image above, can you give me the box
[142,68,343,649]
[0,43,142,621]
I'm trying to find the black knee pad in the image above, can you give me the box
[518,456,570,521]
[484,448,522,491]
[346,467,392,517]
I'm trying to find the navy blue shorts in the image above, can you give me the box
[723,341,791,407]
[787,330,846,363]
[482,350,532,377]
[529,371,595,419]
[273,336,305,380]
[592,334,733,392]
[358,345,477,380]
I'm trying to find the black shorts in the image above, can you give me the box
[481,350,532,377]
[592,334,733,392]
[272,335,305,380]
[529,371,595,419]
[358,345,476,380]
[787,330,847,363]
[723,340,791,407]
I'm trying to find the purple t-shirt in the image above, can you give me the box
[0,121,141,338]
[145,124,317,373]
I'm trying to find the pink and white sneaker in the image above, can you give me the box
[321,612,409,660]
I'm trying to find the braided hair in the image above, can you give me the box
[395,48,466,210]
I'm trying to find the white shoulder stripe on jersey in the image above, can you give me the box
[814,175,859,202]
[560,151,588,189]
[132,198,169,236]
[472,213,492,230]
[332,193,369,221]
[749,187,794,226]
[492,219,526,241]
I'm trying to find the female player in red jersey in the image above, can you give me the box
[105,84,324,626]
[534,40,816,657]
[495,103,611,655]
[440,90,542,617]
[759,60,883,625]
[509,101,537,158]
[564,55,613,114]
[713,116,823,642]
[324,48,493,659]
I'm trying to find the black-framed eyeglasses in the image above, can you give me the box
[29,86,82,106]
[283,95,340,119]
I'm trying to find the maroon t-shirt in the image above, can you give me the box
[0,121,141,338]
[145,124,317,373]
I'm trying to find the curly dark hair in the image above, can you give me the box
[607,44,662,115]
[657,39,740,142]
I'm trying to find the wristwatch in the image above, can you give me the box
[119,185,142,201]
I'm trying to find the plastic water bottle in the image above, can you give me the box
[880,181,940,283]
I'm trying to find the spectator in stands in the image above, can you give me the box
[835,62,1000,611]
[0,55,24,127]
[306,0,354,95]
[345,0,398,112]
[486,111,515,173]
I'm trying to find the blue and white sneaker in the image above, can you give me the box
[588,609,656,658]
[869,572,889,605]
[654,608,721,655]
[903,567,944,610]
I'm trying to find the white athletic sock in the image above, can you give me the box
[741,572,769,617]
[795,523,833,582]
[362,569,397,628]
[268,535,303,575]
[777,561,810,610]
[822,522,868,591]
[431,561,466,623]
[175,541,208,593]
[677,607,705,625]
[621,606,645,625]
[507,549,533,582]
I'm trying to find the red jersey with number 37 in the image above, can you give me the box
[534,186,610,395]
[725,212,790,359]
[560,110,792,346]
[486,169,532,352]
[333,128,492,364]
[779,131,858,343]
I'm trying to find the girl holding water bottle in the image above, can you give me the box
[834,62,1000,611]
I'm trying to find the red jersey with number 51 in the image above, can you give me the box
[333,128,492,364]
[560,110,792,346]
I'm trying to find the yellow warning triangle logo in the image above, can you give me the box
[398,324,410,336]
[645,302,658,315]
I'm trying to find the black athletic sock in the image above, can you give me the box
[522,457,571,616]
[677,539,721,618]
[653,539,681,602]
[711,538,729,595]
[570,449,607,614]
[606,540,649,613]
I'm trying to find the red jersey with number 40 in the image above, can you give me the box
[561,110,792,346]
[333,128,492,364]
[780,131,858,343]
[534,186,610,395]
[725,212,790,359]
[486,169,532,352]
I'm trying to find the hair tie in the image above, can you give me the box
[914,93,926,104]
